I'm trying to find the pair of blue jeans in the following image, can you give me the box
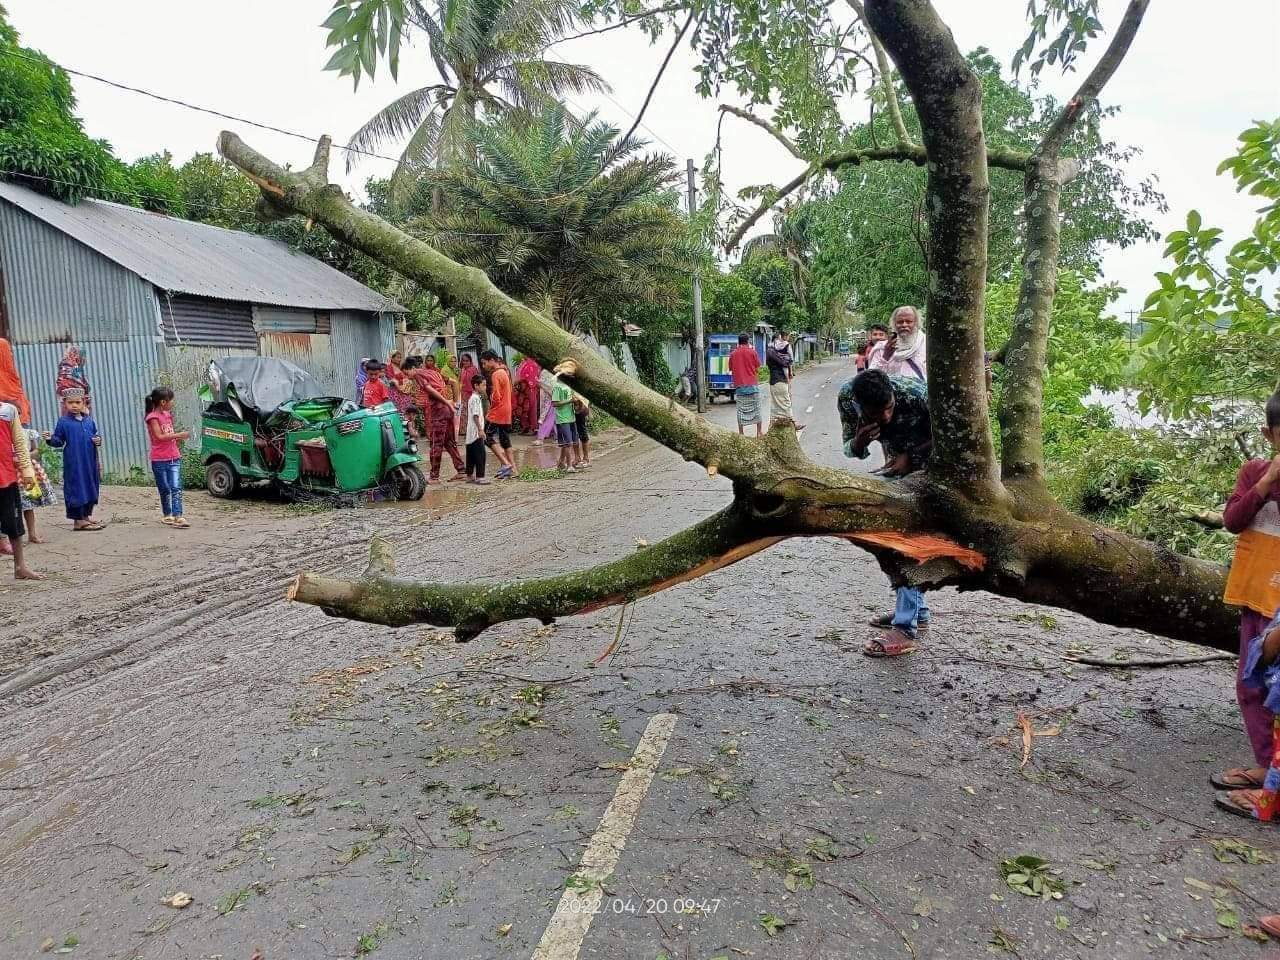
[892,587,930,637]
[152,458,183,517]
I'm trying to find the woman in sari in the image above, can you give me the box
[0,339,31,425]
[385,351,417,415]
[457,354,482,437]
[515,356,541,435]
[57,345,90,415]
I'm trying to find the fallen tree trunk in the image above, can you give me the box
[217,0,1240,655]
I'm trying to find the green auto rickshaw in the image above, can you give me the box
[199,357,426,502]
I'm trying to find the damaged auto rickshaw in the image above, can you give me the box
[198,357,426,502]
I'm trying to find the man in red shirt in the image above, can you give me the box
[480,350,517,479]
[728,333,763,437]
[361,361,391,409]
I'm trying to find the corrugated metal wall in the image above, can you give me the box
[259,332,339,396]
[253,304,320,333]
[15,338,160,475]
[0,203,155,344]
[160,294,257,348]
[160,344,258,449]
[330,310,390,401]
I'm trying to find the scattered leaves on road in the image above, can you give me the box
[160,892,192,909]
[1211,838,1273,864]
[1000,854,1065,900]
[758,913,789,937]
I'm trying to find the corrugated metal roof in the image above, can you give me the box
[0,181,404,313]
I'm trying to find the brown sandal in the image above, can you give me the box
[864,628,917,658]
[1210,767,1266,791]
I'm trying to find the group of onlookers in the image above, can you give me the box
[727,330,806,437]
[357,348,592,484]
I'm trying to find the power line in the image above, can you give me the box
[0,46,402,164]
[0,169,578,237]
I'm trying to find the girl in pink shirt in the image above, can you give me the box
[145,387,190,527]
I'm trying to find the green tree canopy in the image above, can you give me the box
[410,103,692,337]
[803,49,1163,327]
[0,5,122,203]
[328,0,605,201]
[1134,120,1280,420]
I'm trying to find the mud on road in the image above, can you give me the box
[1,358,1277,960]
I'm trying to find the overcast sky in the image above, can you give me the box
[6,0,1277,321]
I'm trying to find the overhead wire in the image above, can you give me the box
[0,39,701,208]
[0,169,579,237]
[0,46,403,165]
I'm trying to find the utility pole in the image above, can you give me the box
[687,159,705,413]
[1126,308,1138,349]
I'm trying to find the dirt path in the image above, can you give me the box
[1,359,1276,960]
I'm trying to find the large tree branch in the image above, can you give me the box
[218,132,766,482]
[864,0,1000,493]
[846,0,911,147]
[223,130,1240,657]
[718,105,806,160]
[290,508,775,640]
[999,0,1149,481]
[719,107,1029,254]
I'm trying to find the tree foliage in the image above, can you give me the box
[0,6,122,203]
[329,0,605,202]
[409,104,691,337]
[803,50,1162,326]
[1134,120,1280,420]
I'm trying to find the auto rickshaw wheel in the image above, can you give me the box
[205,459,239,499]
[394,464,426,501]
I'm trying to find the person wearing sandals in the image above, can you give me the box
[838,369,933,657]
[1217,392,1280,800]
[145,387,191,528]
[43,388,103,532]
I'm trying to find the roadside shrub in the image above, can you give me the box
[181,447,206,489]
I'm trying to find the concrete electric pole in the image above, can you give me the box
[687,159,705,413]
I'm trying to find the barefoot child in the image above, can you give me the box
[43,389,102,531]
[1217,390,1280,798]
[0,400,41,579]
[145,387,190,527]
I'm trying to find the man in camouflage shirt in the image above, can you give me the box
[837,369,934,655]
[838,369,932,476]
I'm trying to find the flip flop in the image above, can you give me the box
[73,522,105,532]
[863,629,917,658]
[1260,915,1280,939]
[1210,767,1266,791]
[1213,789,1280,823]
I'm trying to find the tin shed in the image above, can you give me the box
[0,181,402,473]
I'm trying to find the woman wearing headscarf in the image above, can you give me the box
[457,354,484,438]
[515,355,542,435]
[56,345,91,415]
[0,339,31,425]
[354,358,371,402]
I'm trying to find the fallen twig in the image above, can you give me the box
[1065,652,1235,669]
[819,878,916,958]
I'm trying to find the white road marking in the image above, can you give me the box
[531,713,678,960]
[805,405,814,414]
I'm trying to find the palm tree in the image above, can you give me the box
[345,0,607,200]
[413,104,691,336]
[740,202,815,315]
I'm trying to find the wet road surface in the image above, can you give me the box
[1,357,1276,959]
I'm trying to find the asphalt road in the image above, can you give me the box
[1,356,1277,960]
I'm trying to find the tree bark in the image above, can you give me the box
[1000,0,1150,480]
[216,0,1236,658]
[864,0,999,494]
